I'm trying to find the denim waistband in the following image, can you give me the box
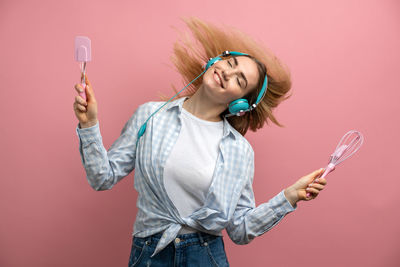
[138,231,221,248]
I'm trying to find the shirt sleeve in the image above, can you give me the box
[225,151,297,245]
[75,104,145,191]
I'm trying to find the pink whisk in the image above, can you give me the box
[307,130,364,198]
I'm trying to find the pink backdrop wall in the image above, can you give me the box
[1,0,399,266]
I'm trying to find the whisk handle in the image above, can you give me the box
[306,163,335,198]
[321,163,335,178]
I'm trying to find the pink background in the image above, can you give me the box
[1,0,399,266]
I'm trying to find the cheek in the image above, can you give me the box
[203,71,213,85]
[225,82,245,96]
[224,90,245,103]
[203,71,221,89]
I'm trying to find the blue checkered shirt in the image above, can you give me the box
[75,96,297,257]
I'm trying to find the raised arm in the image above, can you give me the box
[75,104,146,191]
[74,74,145,191]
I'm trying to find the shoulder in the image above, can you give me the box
[135,100,166,115]
[225,123,254,159]
[238,135,254,160]
[123,101,166,129]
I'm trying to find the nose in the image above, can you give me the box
[222,69,237,81]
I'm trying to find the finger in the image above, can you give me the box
[308,183,324,190]
[306,187,320,196]
[316,178,327,185]
[73,102,81,112]
[305,192,314,201]
[75,84,84,94]
[75,95,87,106]
[74,101,86,111]
[76,103,87,112]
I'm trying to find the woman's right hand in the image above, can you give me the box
[73,74,98,128]
[284,168,327,207]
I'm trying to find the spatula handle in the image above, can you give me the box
[80,75,87,101]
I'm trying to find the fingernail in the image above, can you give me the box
[315,179,319,183]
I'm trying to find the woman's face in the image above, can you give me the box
[202,56,260,105]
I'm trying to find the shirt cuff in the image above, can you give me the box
[270,190,297,217]
[280,189,297,211]
[75,121,102,147]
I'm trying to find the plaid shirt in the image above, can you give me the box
[75,96,297,258]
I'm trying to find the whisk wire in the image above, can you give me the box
[334,130,363,166]
[307,130,363,198]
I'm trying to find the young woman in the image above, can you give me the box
[73,17,327,267]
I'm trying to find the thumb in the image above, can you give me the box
[310,168,324,180]
[81,73,91,86]
[83,73,91,87]
[82,74,95,101]
[85,82,95,102]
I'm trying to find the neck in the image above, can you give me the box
[182,86,227,122]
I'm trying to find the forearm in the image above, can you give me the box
[77,123,114,190]
[227,190,297,244]
[76,118,138,191]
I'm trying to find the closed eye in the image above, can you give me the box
[228,60,242,88]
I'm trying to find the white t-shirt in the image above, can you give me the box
[163,107,224,234]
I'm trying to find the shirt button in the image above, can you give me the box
[175,238,181,244]
[204,242,208,246]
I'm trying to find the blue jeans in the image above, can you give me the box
[128,231,230,267]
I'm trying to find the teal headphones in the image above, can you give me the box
[136,51,268,145]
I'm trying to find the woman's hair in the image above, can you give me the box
[160,17,293,136]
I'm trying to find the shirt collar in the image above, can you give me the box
[165,96,239,140]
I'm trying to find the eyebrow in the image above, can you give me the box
[233,57,248,89]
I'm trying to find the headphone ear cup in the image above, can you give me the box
[205,56,222,71]
[228,99,250,114]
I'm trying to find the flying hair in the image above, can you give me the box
[161,17,293,136]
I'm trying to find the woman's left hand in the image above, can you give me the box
[284,168,328,206]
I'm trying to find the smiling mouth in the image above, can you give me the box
[214,70,224,88]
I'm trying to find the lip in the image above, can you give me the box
[214,70,224,88]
